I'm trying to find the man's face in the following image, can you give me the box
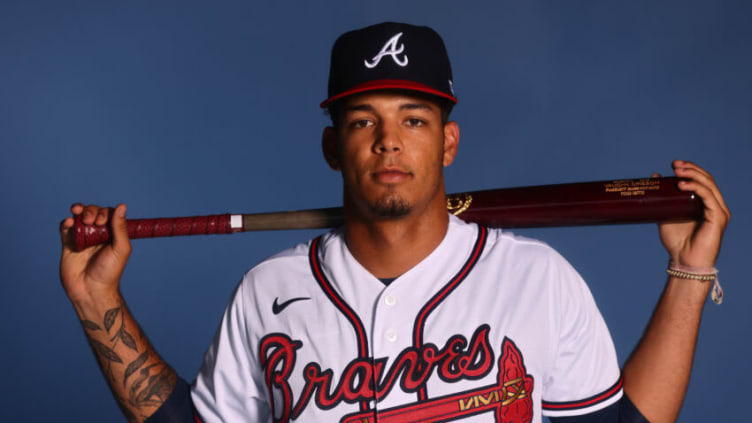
[323,91,459,220]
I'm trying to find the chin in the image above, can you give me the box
[370,196,412,218]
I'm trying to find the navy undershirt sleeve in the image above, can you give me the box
[144,377,197,423]
[548,393,648,423]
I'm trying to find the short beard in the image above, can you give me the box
[370,195,412,218]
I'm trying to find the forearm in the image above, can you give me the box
[622,275,710,423]
[72,292,177,423]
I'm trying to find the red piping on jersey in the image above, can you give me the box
[412,225,488,402]
[542,376,623,411]
[309,236,371,413]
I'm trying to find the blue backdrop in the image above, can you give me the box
[1,1,749,421]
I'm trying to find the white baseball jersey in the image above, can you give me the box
[192,215,622,423]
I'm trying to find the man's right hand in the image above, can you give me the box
[60,204,178,423]
[59,203,132,304]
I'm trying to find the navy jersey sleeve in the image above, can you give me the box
[144,377,199,423]
[549,393,648,423]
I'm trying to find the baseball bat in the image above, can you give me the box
[73,176,702,250]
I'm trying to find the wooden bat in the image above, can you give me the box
[73,176,702,250]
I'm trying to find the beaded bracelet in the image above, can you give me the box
[667,262,723,305]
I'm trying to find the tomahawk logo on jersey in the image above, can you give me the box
[191,216,623,422]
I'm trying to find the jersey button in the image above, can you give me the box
[385,329,398,343]
[385,295,396,306]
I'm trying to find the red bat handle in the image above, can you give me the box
[73,214,239,250]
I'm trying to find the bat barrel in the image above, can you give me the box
[453,177,702,228]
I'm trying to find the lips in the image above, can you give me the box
[373,168,411,184]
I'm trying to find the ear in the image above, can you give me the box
[322,126,340,170]
[442,121,459,167]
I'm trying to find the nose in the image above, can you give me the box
[373,121,402,154]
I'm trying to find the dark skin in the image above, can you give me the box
[322,92,459,278]
[61,90,729,423]
[60,204,176,423]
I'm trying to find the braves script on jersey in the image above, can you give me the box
[192,216,623,422]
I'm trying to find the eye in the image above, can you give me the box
[405,118,426,127]
[351,119,374,129]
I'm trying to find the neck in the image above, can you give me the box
[343,192,449,279]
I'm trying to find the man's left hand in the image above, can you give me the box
[656,160,730,268]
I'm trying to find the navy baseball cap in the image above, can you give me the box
[321,22,457,108]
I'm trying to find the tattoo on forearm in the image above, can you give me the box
[81,306,175,422]
[104,307,120,332]
[124,350,149,388]
[113,320,138,352]
[80,319,101,331]
[129,363,177,408]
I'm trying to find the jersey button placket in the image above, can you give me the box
[385,294,396,306]
[373,290,403,358]
[384,294,398,341]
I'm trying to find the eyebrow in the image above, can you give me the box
[399,102,434,112]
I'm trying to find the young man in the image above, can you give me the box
[59,22,729,423]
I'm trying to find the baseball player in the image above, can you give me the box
[59,23,730,423]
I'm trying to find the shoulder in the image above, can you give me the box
[449,216,587,300]
[450,215,572,272]
[238,229,342,290]
[487,228,561,258]
[449,214,559,253]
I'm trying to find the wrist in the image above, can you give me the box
[666,261,723,305]
[69,289,124,320]
[669,252,718,269]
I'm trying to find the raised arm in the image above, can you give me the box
[622,160,730,422]
[60,204,177,423]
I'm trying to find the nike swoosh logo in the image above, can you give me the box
[272,297,311,315]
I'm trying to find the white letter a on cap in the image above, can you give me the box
[364,32,409,69]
